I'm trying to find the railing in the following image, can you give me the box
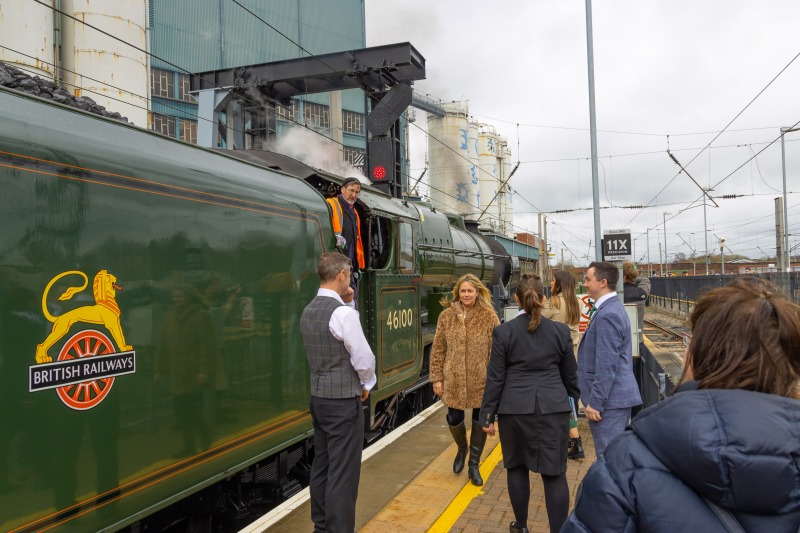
[650,272,799,305]
[637,344,675,408]
[638,271,800,410]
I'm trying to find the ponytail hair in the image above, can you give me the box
[515,274,545,332]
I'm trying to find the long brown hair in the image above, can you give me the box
[516,274,545,332]
[677,277,800,398]
[440,273,493,309]
[550,270,580,325]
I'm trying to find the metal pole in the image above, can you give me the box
[663,213,668,276]
[703,191,710,275]
[543,216,549,282]
[781,128,791,272]
[647,228,651,277]
[659,242,663,277]
[585,0,602,261]
[538,213,545,280]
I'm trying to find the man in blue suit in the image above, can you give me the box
[578,261,642,458]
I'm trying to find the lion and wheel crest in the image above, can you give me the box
[32,270,134,410]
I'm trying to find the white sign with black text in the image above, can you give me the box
[602,228,632,261]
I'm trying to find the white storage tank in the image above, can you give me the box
[427,101,475,216]
[60,0,148,126]
[467,119,480,219]
[477,124,500,232]
[498,139,514,237]
[427,101,474,214]
[0,0,56,79]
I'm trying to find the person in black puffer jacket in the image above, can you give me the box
[562,277,800,533]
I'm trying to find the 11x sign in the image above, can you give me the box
[602,228,632,261]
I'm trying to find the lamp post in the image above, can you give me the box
[780,127,798,273]
[663,212,672,276]
[720,237,726,276]
[703,189,710,275]
[677,233,697,276]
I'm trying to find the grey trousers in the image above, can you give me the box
[309,395,364,533]
[588,407,631,458]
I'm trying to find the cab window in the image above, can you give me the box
[398,222,414,273]
[368,216,391,269]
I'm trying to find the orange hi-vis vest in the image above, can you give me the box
[326,197,365,269]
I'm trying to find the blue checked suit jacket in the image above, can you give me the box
[577,294,642,412]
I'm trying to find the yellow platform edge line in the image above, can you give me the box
[643,334,658,352]
[427,440,504,533]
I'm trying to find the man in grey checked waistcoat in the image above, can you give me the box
[300,252,376,533]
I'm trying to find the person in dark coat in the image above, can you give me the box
[480,274,580,533]
[562,277,800,532]
[622,261,650,334]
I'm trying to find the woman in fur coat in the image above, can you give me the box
[430,273,500,486]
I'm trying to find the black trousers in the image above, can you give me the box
[309,395,364,533]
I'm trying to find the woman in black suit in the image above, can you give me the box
[480,274,580,533]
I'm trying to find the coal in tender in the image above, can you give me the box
[0,60,128,123]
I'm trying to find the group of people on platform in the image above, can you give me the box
[432,262,644,533]
[301,179,800,533]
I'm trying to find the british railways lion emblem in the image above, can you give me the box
[29,270,136,410]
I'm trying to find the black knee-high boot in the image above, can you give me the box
[467,423,487,486]
[448,422,468,474]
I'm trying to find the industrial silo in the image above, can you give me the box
[60,0,148,126]
[498,139,514,237]
[427,101,475,216]
[0,0,56,79]
[467,119,480,219]
[477,124,500,232]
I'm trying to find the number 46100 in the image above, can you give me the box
[386,308,413,330]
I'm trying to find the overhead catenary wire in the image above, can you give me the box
[403,136,800,176]
[624,49,800,227]
[468,112,784,139]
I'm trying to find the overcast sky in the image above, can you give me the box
[366,0,800,269]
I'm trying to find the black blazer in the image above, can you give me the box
[480,313,580,427]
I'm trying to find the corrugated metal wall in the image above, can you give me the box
[149,0,364,90]
[149,0,367,143]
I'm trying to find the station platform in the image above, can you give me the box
[253,401,596,533]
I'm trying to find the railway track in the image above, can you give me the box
[643,317,690,377]
[643,319,687,343]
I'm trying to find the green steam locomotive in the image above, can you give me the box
[0,86,511,532]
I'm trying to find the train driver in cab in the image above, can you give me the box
[326,177,365,298]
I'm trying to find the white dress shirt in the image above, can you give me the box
[594,291,617,310]
[316,288,377,391]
